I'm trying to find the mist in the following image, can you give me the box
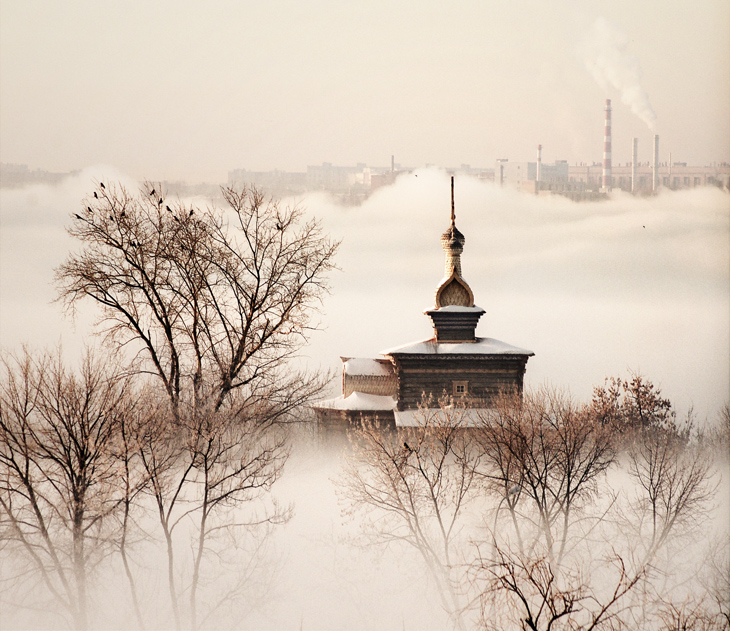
[0,170,728,629]
[1,168,728,419]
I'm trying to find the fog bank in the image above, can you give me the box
[1,167,728,421]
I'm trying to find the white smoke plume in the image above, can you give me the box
[583,17,658,130]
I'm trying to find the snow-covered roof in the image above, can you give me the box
[381,337,534,357]
[313,392,397,411]
[343,357,394,377]
[394,407,498,427]
[423,304,486,314]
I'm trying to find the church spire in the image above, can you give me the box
[426,177,485,342]
[451,174,455,226]
[435,176,473,308]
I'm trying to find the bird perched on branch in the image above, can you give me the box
[100,182,105,189]
[166,205,172,213]
[87,206,93,213]
[149,188,156,196]
[94,192,98,199]
[74,213,83,220]
[158,198,163,206]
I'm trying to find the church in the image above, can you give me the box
[314,178,533,428]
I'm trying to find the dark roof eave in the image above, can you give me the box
[385,352,534,358]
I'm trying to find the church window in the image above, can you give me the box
[453,381,468,395]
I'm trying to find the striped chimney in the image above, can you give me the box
[602,99,612,190]
[631,137,638,194]
[536,144,542,183]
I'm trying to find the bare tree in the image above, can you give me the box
[590,373,677,435]
[699,536,730,630]
[339,400,483,630]
[474,545,644,631]
[55,182,338,629]
[475,387,615,567]
[657,598,728,631]
[624,427,715,564]
[56,182,337,418]
[471,382,720,631]
[136,391,293,630]
[0,348,134,630]
[112,385,159,631]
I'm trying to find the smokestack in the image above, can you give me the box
[536,144,542,183]
[631,138,638,194]
[602,99,612,190]
[653,134,659,193]
[668,152,672,187]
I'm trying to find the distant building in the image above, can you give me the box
[228,168,307,196]
[496,155,730,199]
[0,163,78,188]
[496,159,607,201]
[229,162,392,203]
[568,162,730,194]
[314,179,533,430]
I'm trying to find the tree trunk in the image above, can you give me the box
[73,506,88,631]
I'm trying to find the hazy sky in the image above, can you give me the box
[1,0,729,182]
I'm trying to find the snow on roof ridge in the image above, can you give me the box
[313,391,397,411]
[423,304,485,313]
[380,336,534,357]
[343,357,394,376]
[394,407,499,427]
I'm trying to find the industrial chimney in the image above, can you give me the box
[536,144,542,184]
[652,134,659,193]
[631,138,638,194]
[602,99,612,191]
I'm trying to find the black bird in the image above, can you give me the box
[404,442,412,451]
[150,188,156,196]
[87,206,93,213]
[121,211,125,217]
[94,192,98,198]
[189,209,194,216]
[100,182,105,189]
[166,205,172,212]
[158,198,163,206]
[275,222,282,230]
[173,215,179,222]
[110,215,114,221]
[74,213,83,220]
